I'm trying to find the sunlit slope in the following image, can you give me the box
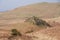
[0,3,60,26]
[1,3,60,19]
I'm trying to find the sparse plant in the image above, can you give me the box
[11,29,21,36]
[25,16,51,27]
[8,29,21,40]
[33,16,51,27]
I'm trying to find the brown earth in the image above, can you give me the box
[0,2,60,40]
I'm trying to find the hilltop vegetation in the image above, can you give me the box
[25,16,51,27]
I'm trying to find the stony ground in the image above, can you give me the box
[0,20,60,40]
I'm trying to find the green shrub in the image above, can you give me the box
[11,29,21,36]
[25,16,51,27]
[33,16,51,27]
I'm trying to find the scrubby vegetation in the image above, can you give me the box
[8,29,22,40]
[11,29,21,36]
[25,16,51,27]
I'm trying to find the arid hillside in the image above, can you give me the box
[1,3,60,19]
[0,3,60,26]
[0,2,60,40]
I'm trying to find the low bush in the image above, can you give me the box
[11,29,21,36]
[25,16,51,27]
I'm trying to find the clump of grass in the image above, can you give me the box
[8,29,22,40]
[11,29,22,36]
